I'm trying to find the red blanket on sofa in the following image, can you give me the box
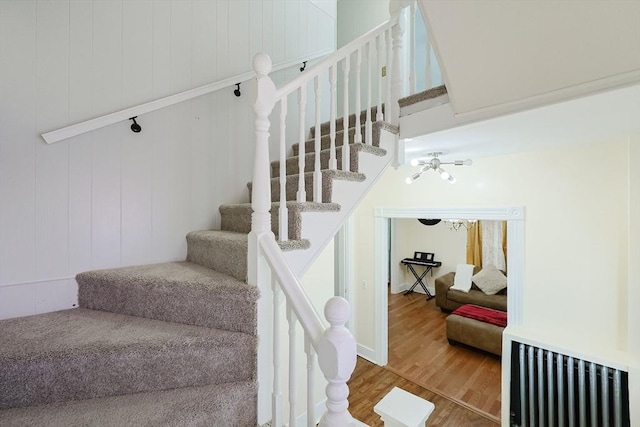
[452,304,507,327]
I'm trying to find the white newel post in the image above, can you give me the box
[389,0,407,128]
[249,52,277,425]
[318,297,357,427]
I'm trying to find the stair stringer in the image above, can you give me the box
[282,124,397,277]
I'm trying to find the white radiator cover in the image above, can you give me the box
[503,326,633,427]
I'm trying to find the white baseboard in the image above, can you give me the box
[357,344,377,364]
[399,282,436,296]
[0,278,78,320]
[296,399,327,427]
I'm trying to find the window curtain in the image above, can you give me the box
[466,220,507,270]
[466,222,482,267]
[481,220,506,271]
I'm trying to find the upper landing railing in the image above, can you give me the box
[40,50,332,144]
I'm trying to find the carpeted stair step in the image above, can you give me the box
[293,125,366,157]
[77,261,257,334]
[248,169,366,203]
[0,381,256,427]
[0,308,255,409]
[273,142,386,177]
[186,231,311,282]
[398,84,448,108]
[309,105,384,136]
[293,121,394,157]
[220,202,341,240]
[186,230,249,282]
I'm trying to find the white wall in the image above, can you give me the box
[0,0,337,320]
[352,137,637,362]
[420,1,640,114]
[395,219,465,294]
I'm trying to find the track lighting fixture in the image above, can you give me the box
[405,152,472,184]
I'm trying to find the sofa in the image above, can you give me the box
[434,267,507,313]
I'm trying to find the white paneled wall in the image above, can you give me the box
[0,0,336,320]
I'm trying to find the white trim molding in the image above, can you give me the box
[373,206,525,364]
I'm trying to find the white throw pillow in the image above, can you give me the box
[472,264,507,295]
[451,264,475,292]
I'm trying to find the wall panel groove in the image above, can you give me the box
[0,0,336,319]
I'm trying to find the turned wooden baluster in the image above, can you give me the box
[318,297,357,427]
[328,65,338,170]
[278,100,288,241]
[389,1,407,127]
[409,0,416,94]
[297,86,307,202]
[313,77,322,202]
[342,56,351,172]
[288,302,297,427]
[385,29,392,122]
[376,35,383,122]
[305,334,317,427]
[425,18,433,90]
[354,48,363,144]
[365,42,373,145]
[271,275,283,426]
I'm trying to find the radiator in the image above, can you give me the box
[510,342,630,427]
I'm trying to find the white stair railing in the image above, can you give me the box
[249,1,440,425]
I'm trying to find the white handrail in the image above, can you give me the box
[260,236,325,344]
[41,49,332,145]
[259,234,356,427]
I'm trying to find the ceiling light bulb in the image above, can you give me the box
[448,175,457,184]
[463,159,473,166]
[410,158,420,167]
[439,168,450,180]
[405,172,421,184]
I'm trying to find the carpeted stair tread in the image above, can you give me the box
[309,105,384,136]
[220,202,341,240]
[248,170,366,203]
[279,239,311,251]
[186,230,308,278]
[77,261,257,334]
[398,84,447,108]
[293,121,395,157]
[0,308,255,409]
[0,381,256,427]
[292,125,368,156]
[273,143,387,177]
[187,230,249,282]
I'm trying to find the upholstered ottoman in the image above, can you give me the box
[446,304,506,356]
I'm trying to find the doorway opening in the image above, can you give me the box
[373,206,525,364]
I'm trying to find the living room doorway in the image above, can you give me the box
[370,206,525,365]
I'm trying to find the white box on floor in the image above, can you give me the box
[373,386,435,427]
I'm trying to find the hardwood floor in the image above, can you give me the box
[387,290,502,421]
[347,289,502,425]
[348,358,499,426]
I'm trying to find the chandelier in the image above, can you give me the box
[405,152,472,184]
[446,219,477,231]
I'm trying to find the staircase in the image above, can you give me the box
[0,1,440,425]
[0,107,402,427]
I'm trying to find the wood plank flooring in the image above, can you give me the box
[347,289,502,425]
[348,357,499,426]
[387,290,502,421]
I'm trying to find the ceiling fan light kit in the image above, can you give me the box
[405,152,472,184]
